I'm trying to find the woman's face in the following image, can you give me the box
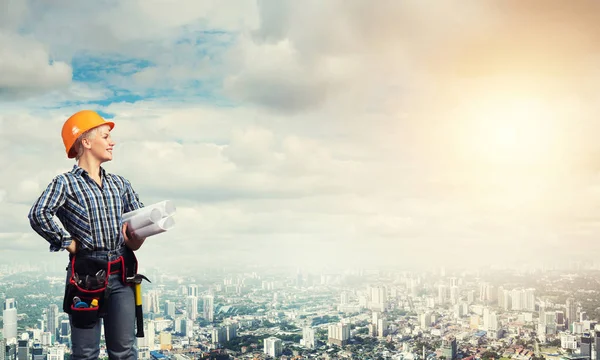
[85,125,114,162]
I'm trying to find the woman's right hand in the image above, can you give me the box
[66,239,80,254]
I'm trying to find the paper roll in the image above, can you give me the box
[123,200,176,220]
[132,216,175,239]
[125,207,162,230]
[158,200,176,217]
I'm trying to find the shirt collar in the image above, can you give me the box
[70,164,107,178]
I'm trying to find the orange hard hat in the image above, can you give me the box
[61,110,115,158]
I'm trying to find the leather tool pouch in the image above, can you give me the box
[63,255,112,329]
[62,248,139,329]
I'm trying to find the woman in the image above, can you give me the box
[28,110,146,360]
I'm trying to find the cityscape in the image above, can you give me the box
[2,262,600,360]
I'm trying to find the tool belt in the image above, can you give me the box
[63,247,138,329]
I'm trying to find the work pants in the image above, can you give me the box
[65,247,137,360]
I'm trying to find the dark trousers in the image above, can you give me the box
[66,247,137,360]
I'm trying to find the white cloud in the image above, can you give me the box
[0,32,72,98]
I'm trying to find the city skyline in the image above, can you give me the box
[3,1,600,269]
[3,264,600,359]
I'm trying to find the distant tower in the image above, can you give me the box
[566,298,577,329]
[203,295,214,322]
[581,333,592,358]
[594,331,600,360]
[303,327,315,349]
[186,296,198,320]
[47,304,58,340]
[188,285,199,297]
[3,299,17,341]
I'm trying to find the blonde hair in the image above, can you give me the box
[73,124,111,160]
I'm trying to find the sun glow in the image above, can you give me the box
[463,95,558,167]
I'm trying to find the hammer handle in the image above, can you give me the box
[135,283,144,337]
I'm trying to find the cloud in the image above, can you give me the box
[0,32,72,99]
[3,0,600,270]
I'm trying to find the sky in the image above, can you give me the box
[2,0,600,271]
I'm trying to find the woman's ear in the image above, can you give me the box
[81,137,92,150]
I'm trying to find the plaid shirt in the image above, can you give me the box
[28,165,144,252]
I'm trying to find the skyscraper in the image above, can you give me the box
[264,337,282,357]
[303,327,315,349]
[17,338,28,360]
[3,299,17,341]
[188,284,199,297]
[164,300,176,318]
[327,323,350,346]
[0,333,6,360]
[46,305,58,341]
[186,296,198,320]
[203,295,214,322]
[566,297,577,328]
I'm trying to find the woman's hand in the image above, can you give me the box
[123,223,146,251]
[66,239,80,254]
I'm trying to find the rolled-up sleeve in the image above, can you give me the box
[28,176,73,252]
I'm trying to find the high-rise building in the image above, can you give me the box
[47,305,58,341]
[143,291,160,314]
[497,286,505,308]
[441,337,457,360]
[3,299,17,341]
[46,346,65,360]
[203,295,214,322]
[303,327,315,349]
[150,291,160,314]
[340,292,348,305]
[183,319,193,338]
[31,343,45,360]
[211,328,227,344]
[594,331,600,360]
[467,290,475,304]
[0,334,6,360]
[164,300,175,318]
[188,285,199,297]
[225,324,237,341]
[450,286,459,305]
[264,337,282,357]
[159,332,172,351]
[566,298,577,328]
[327,323,351,346]
[525,288,536,311]
[17,338,28,360]
[377,319,388,337]
[438,284,447,305]
[370,286,386,311]
[186,296,198,320]
[59,320,70,344]
[581,333,592,358]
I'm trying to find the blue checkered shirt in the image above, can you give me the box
[28,165,144,252]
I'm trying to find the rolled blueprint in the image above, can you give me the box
[122,200,177,238]
[132,216,175,239]
[124,207,162,230]
[122,200,176,220]
[157,200,176,217]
